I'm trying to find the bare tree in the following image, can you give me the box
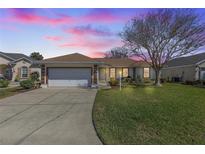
[105,47,130,58]
[121,9,205,86]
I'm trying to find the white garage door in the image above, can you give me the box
[48,68,91,87]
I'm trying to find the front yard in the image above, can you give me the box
[0,87,27,99]
[93,83,205,144]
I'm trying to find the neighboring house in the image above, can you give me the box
[162,52,205,82]
[0,51,41,81]
[41,53,155,87]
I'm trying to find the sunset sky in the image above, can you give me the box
[0,8,205,59]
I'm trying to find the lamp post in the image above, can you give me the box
[119,71,122,91]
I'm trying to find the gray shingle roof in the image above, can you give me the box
[0,51,34,61]
[166,52,205,67]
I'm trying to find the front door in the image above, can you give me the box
[99,68,106,81]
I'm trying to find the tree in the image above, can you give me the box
[105,47,130,58]
[121,9,205,86]
[30,52,44,60]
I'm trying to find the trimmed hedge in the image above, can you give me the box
[20,79,34,89]
[0,80,9,88]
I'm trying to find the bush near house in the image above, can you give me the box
[14,75,20,82]
[20,79,34,89]
[109,78,119,86]
[0,80,9,88]
[122,76,133,84]
[30,71,40,81]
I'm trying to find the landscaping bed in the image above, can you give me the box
[93,83,205,144]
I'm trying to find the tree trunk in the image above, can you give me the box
[154,69,162,86]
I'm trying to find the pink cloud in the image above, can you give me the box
[89,51,105,58]
[64,25,114,37]
[1,9,131,28]
[6,9,75,26]
[44,36,63,41]
[58,35,123,54]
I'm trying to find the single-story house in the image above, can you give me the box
[162,52,205,82]
[0,51,41,81]
[41,53,155,87]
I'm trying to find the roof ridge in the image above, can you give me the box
[45,52,92,60]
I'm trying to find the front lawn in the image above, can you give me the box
[93,83,205,144]
[0,87,26,99]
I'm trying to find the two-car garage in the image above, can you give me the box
[47,68,92,87]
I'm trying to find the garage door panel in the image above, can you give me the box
[48,80,88,87]
[48,68,91,87]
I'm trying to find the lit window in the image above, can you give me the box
[122,68,128,77]
[21,67,28,78]
[110,68,115,78]
[144,68,149,78]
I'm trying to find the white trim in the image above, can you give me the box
[21,66,29,78]
[13,57,33,63]
[196,59,205,65]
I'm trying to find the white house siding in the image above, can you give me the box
[0,56,10,65]
[162,65,196,81]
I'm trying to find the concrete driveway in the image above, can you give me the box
[0,88,101,145]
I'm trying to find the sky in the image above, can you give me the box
[0,8,205,59]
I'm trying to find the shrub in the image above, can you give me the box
[184,80,194,85]
[15,75,20,82]
[160,78,166,83]
[20,79,34,89]
[0,80,9,88]
[144,78,152,83]
[30,72,40,81]
[135,75,142,83]
[123,76,133,84]
[109,78,119,86]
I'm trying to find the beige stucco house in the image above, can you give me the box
[40,53,155,87]
[162,52,205,82]
[0,51,41,81]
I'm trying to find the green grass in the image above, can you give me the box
[93,83,205,144]
[0,87,24,99]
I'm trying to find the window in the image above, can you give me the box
[110,68,115,78]
[122,68,128,77]
[144,68,150,78]
[21,67,28,78]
